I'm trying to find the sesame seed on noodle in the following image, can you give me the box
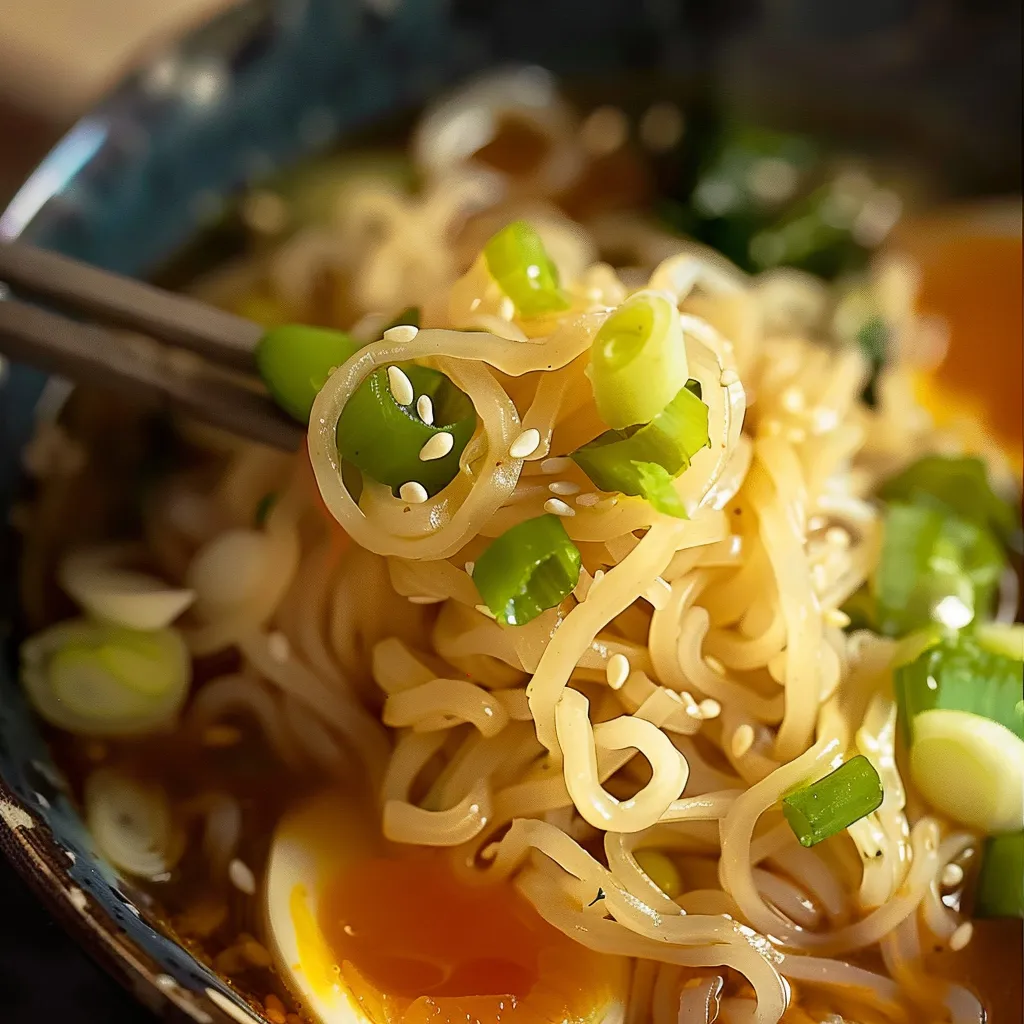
[387,365,414,405]
[509,428,541,459]
[399,481,428,503]
[543,497,575,517]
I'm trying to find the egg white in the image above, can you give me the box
[263,791,628,1024]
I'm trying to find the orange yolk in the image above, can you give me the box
[317,852,618,1024]
[895,212,1023,462]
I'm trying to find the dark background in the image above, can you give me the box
[0,0,1020,1021]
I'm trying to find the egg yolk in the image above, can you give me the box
[317,851,618,1024]
[896,214,1023,461]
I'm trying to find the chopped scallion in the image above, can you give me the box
[782,755,883,847]
[472,514,581,626]
[256,324,363,424]
[975,623,1024,662]
[909,709,1024,834]
[483,221,570,318]
[336,364,476,498]
[254,491,278,527]
[974,832,1024,918]
[878,455,1020,549]
[586,290,689,429]
[21,619,191,737]
[894,633,1024,745]
[872,502,1004,637]
[571,383,709,517]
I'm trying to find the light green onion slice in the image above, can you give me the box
[21,619,191,737]
[909,709,1024,834]
[894,633,1024,744]
[256,324,363,424]
[974,622,1024,662]
[975,832,1024,918]
[473,514,581,627]
[782,755,884,847]
[336,364,477,498]
[586,290,689,429]
[871,502,1004,637]
[483,220,570,318]
[571,383,709,517]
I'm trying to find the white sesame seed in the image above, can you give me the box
[544,497,575,517]
[606,653,630,689]
[949,922,973,951]
[541,457,574,474]
[941,863,964,889]
[731,724,755,759]
[419,432,455,461]
[228,858,256,895]
[408,595,445,604]
[575,492,601,507]
[824,608,851,628]
[510,428,541,459]
[399,481,429,503]
[267,631,290,663]
[698,698,721,719]
[475,604,497,620]
[383,324,418,343]
[464,561,475,577]
[704,655,726,676]
[387,365,415,405]
[720,369,739,387]
[416,394,434,424]
[548,480,581,496]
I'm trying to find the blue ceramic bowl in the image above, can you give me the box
[0,1,1017,1021]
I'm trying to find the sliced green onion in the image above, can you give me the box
[975,832,1024,918]
[483,220,570,318]
[909,709,1024,834]
[782,755,883,848]
[256,324,363,424]
[872,502,1004,637]
[856,316,889,408]
[975,623,1024,662]
[473,514,581,626]
[571,383,709,517]
[336,364,476,498]
[879,455,1020,548]
[586,291,688,429]
[21,619,191,736]
[895,634,1024,744]
[634,849,683,898]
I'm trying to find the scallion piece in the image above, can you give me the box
[894,634,1024,745]
[571,383,709,517]
[872,502,1004,637]
[975,623,1024,662]
[586,290,689,429]
[256,324,363,424]
[909,709,1024,834]
[782,755,883,847]
[975,832,1024,918]
[483,220,570,318]
[878,455,1020,548]
[336,364,476,498]
[21,619,191,737]
[473,514,581,626]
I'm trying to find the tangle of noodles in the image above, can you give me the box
[22,83,1019,1024]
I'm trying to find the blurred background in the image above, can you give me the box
[0,1,1020,1022]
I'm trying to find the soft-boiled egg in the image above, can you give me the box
[265,791,629,1024]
